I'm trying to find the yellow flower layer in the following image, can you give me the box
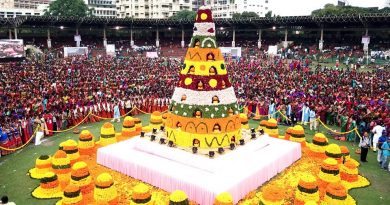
[309,144,327,153]
[78,140,95,148]
[166,127,242,148]
[170,190,188,203]
[341,175,370,190]
[36,157,52,166]
[295,190,320,202]
[32,186,63,199]
[290,137,306,143]
[98,137,117,147]
[52,158,71,166]
[62,194,82,204]
[181,60,227,76]
[94,186,118,202]
[71,175,92,187]
[215,192,233,204]
[318,172,340,183]
[324,194,356,205]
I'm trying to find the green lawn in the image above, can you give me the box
[1,114,389,205]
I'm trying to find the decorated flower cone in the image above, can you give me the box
[289,125,306,147]
[266,118,279,138]
[258,120,268,133]
[70,161,94,203]
[294,174,319,205]
[164,5,242,149]
[130,183,152,205]
[122,116,137,138]
[318,158,340,198]
[284,127,293,140]
[325,144,342,163]
[98,122,117,146]
[94,173,118,205]
[29,155,52,179]
[55,184,84,205]
[239,113,249,130]
[52,150,72,189]
[60,140,80,165]
[214,192,233,205]
[259,186,285,205]
[149,111,163,129]
[134,118,142,133]
[308,133,329,158]
[78,130,95,156]
[324,183,349,205]
[169,190,189,205]
[32,171,63,199]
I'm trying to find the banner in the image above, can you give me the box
[146,52,158,58]
[220,47,242,58]
[268,45,278,55]
[63,47,88,57]
[106,44,116,57]
[0,39,24,58]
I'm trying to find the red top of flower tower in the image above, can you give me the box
[195,5,213,23]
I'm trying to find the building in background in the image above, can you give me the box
[209,0,269,18]
[116,0,192,19]
[0,0,52,18]
[84,0,116,17]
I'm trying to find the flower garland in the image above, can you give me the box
[32,172,63,199]
[94,173,118,205]
[78,130,95,156]
[214,192,233,205]
[171,87,237,106]
[294,174,319,205]
[98,122,117,146]
[55,184,83,205]
[52,150,71,189]
[169,190,189,205]
[29,155,53,179]
[59,140,80,165]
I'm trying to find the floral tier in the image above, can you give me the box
[166,5,241,148]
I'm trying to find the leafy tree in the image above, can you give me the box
[169,10,197,20]
[232,12,259,19]
[311,3,387,16]
[265,11,272,18]
[44,0,93,17]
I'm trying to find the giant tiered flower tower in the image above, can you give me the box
[165,6,242,149]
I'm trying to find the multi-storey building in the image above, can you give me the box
[84,0,117,17]
[0,0,52,18]
[116,0,192,19]
[210,0,269,18]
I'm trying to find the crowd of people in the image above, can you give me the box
[0,43,389,160]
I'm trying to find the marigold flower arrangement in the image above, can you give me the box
[240,113,249,130]
[98,122,117,146]
[70,161,94,202]
[294,173,320,205]
[323,182,354,205]
[32,171,63,199]
[94,173,118,205]
[55,184,84,205]
[52,150,72,189]
[78,130,95,155]
[289,125,306,147]
[258,120,268,132]
[122,116,137,138]
[130,183,152,204]
[318,158,340,198]
[303,201,318,205]
[169,190,189,205]
[325,144,342,163]
[266,118,279,138]
[285,127,294,140]
[134,118,143,133]
[29,155,53,179]
[259,186,285,205]
[308,133,328,158]
[149,111,163,129]
[340,161,370,190]
[59,140,80,165]
[214,192,233,205]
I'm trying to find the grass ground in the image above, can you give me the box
[1,114,389,205]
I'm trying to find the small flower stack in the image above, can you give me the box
[32,171,63,199]
[78,130,95,155]
[149,111,163,129]
[52,150,72,189]
[324,183,349,205]
[56,184,84,205]
[259,186,285,205]
[214,192,234,205]
[266,118,279,138]
[318,158,340,198]
[98,122,117,146]
[29,155,52,179]
[289,125,306,147]
[94,173,118,205]
[122,116,137,138]
[258,120,268,132]
[130,183,152,205]
[325,144,342,163]
[285,127,294,140]
[70,161,94,202]
[309,133,329,158]
[60,140,80,165]
[134,118,142,133]
[169,190,189,205]
[294,174,320,205]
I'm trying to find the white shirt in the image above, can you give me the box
[372,125,385,143]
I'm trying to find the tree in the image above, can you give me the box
[265,11,272,18]
[232,12,259,19]
[169,10,197,21]
[44,0,93,17]
[311,3,386,16]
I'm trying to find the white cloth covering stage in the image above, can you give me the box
[97,135,301,205]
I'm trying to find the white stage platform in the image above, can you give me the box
[97,135,301,205]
